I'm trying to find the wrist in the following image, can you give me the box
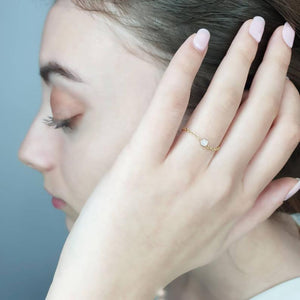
[47,265,161,300]
[46,218,162,299]
[47,279,158,300]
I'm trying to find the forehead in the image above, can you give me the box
[39,0,143,83]
[41,1,100,60]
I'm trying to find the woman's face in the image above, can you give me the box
[18,0,166,231]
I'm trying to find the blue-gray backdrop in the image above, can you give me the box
[0,1,69,299]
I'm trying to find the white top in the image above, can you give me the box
[291,213,300,226]
[249,277,300,299]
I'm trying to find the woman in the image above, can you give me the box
[18,0,300,299]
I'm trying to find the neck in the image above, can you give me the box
[166,212,300,300]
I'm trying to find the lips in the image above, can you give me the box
[45,187,67,209]
[52,197,67,209]
[44,187,79,219]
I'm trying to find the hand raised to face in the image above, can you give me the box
[47,17,299,299]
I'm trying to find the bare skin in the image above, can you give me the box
[19,1,300,298]
[166,213,300,300]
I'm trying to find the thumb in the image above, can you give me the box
[226,177,300,246]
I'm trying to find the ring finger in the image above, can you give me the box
[210,22,294,175]
[167,17,264,171]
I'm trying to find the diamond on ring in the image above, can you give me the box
[200,139,209,147]
[181,127,221,152]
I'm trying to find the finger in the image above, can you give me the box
[130,30,210,163]
[166,17,263,170]
[225,178,300,246]
[243,78,300,195]
[241,90,250,103]
[210,23,294,175]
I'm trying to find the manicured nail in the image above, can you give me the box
[282,22,295,48]
[284,178,300,201]
[193,28,210,51]
[249,16,265,43]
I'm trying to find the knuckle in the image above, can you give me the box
[278,58,290,73]
[174,54,195,80]
[231,199,252,217]
[228,184,252,218]
[244,195,255,211]
[218,88,240,112]
[283,123,300,144]
[268,51,290,72]
[171,93,190,114]
[170,165,195,192]
[164,82,190,113]
[214,174,235,199]
[236,43,256,65]
[163,94,189,117]
[176,61,191,78]
[285,80,300,98]
[263,102,279,120]
[178,171,195,191]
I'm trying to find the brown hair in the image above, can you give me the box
[70,0,299,214]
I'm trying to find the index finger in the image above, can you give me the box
[131,29,210,163]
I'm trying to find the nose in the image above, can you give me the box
[18,116,57,173]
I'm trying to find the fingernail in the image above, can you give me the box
[193,28,210,51]
[249,16,265,43]
[284,178,300,201]
[282,22,295,48]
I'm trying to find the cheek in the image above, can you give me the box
[61,141,112,207]
[60,126,132,207]
[59,92,153,208]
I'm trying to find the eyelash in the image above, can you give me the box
[43,115,73,131]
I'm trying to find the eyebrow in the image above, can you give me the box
[39,61,85,85]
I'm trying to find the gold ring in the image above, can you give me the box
[181,127,221,152]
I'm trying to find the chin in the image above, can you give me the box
[65,216,75,232]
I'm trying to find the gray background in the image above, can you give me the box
[0,1,68,299]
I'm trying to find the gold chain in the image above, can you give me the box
[181,128,221,152]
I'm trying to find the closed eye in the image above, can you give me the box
[43,115,73,131]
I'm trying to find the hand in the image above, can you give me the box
[47,18,299,299]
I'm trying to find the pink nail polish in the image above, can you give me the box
[284,178,300,201]
[249,16,265,43]
[193,28,210,51]
[282,22,295,48]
